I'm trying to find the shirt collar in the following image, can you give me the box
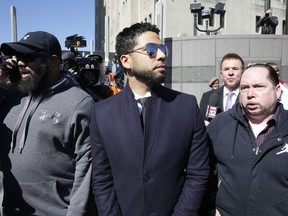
[134,91,152,100]
[223,86,240,96]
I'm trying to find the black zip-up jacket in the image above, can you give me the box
[256,16,278,34]
[207,102,288,216]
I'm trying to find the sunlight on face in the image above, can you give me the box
[129,31,166,87]
[240,67,281,121]
[221,59,243,91]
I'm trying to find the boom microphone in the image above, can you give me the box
[206,93,219,121]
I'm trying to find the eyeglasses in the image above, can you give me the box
[127,43,168,58]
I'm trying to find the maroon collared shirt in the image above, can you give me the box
[244,106,280,147]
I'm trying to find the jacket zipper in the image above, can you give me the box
[255,146,260,156]
[218,178,222,188]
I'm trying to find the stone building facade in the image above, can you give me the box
[95,0,288,101]
[95,0,287,52]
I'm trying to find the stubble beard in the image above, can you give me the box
[133,69,166,88]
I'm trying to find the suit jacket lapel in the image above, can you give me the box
[121,85,163,167]
[122,86,145,160]
[144,94,162,168]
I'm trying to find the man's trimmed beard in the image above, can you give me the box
[18,64,49,94]
[132,69,166,87]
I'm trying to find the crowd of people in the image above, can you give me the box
[0,20,287,216]
[60,50,124,102]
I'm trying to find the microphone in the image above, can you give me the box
[206,93,219,121]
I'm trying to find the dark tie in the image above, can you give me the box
[138,97,148,129]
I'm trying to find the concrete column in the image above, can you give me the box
[104,15,109,64]
[285,0,288,35]
[264,0,271,11]
[155,0,163,40]
[10,5,17,42]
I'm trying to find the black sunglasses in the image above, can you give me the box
[127,43,168,58]
[17,51,52,63]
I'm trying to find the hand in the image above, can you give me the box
[0,60,20,89]
[0,62,13,89]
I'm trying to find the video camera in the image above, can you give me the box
[63,34,103,68]
[65,34,87,49]
[62,34,104,88]
[62,52,103,86]
[75,55,103,67]
[62,34,115,101]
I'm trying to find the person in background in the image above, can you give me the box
[256,8,278,34]
[266,62,288,110]
[0,31,95,216]
[103,65,121,95]
[111,56,120,76]
[209,77,220,90]
[199,53,244,124]
[111,56,126,89]
[207,63,288,216]
[103,65,115,85]
[90,22,210,215]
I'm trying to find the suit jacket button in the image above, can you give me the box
[143,176,150,183]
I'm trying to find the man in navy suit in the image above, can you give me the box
[90,22,210,215]
[199,53,244,125]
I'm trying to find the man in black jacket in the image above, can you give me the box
[256,8,278,34]
[208,63,288,215]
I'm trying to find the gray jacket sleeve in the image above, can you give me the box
[67,96,95,216]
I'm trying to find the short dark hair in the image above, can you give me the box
[220,53,245,71]
[115,22,160,70]
[244,63,279,86]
